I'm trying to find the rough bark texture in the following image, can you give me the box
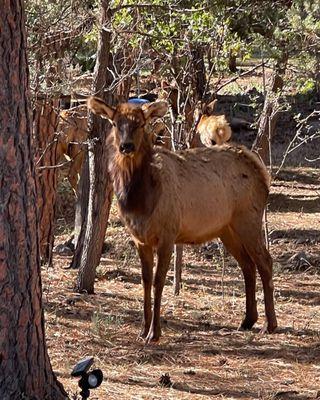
[191,46,207,100]
[173,245,183,295]
[0,2,67,399]
[34,99,59,266]
[228,52,237,73]
[72,155,89,250]
[252,54,288,164]
[72,1,114,293]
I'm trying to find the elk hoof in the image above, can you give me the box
[145,328,161,344]
[239,316,258,330]
[260,320,278,334]
[138,327,149,340]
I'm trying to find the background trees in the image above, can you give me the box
[23,0,319,291]
[0,1,318,397]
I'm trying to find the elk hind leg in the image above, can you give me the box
[231,221,277,333]
[220,228,258,330]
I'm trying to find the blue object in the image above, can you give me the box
[128,98,150,105]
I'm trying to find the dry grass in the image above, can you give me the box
[45,166,320,400]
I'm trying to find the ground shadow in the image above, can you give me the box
[270,228,320,242]
[269,192,320,213]
[274,169,320,185]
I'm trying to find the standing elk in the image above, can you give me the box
[87,96,277,343]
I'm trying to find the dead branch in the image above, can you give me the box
[275,110,320,176]
[36,149,84,171]
[215,62,266,93]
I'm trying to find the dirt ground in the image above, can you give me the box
[44,164,320,400]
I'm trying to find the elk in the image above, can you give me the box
[189,99,232,148]
[87,96,277,343]
[56,105,88,191]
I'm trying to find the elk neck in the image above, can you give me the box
[109,136,160,216]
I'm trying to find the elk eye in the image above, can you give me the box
[131,121,139,130]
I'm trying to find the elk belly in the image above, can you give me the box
[176,199,232,244]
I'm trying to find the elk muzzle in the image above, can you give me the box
[119,142,135,155]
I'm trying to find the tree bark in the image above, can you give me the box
[173,245,183,295]
[33,99,59,266]
[252,53,288,164]
[228,51,237,73]
[191,45,207,100]
[72,1,115,293]
[0,2,67,399]
[72,155,90,250]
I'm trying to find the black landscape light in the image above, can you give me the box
[71,356,103,400]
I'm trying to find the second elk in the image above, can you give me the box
[88,96,277,344]
[189,99,232,148]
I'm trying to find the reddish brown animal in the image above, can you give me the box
[87,96,277,344]
[56,105,88,191]
[189,99,232,148]
[56,105,170,194]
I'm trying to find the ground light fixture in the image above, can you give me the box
[71,356,103,400]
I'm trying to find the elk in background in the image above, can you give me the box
[87,96,277,344]
[56,105,88,192]
[189,99,232,148]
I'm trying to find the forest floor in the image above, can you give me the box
[45,165,320,400]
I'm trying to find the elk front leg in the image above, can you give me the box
[146,241,174,343]
[136,243,154,339]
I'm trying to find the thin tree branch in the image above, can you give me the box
[215,62,267,93]
[110,3,208,14]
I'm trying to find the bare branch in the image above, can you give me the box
[37,149,84,171]
[275,110,320,176]
[215,62,267,93]
[110,3,208,14]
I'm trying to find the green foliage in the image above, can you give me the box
[296,78,316,94]
[25,0,320,98]
[25,0,99,94]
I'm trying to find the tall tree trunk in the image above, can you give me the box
[252,53,288,164]
[191,45,207,100]
[34,98,59,266]
[173,245,183,295]
[228,51,237,73]
[0,2,67,399]
[71,1,114,293]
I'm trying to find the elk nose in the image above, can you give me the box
[119,142,135,154]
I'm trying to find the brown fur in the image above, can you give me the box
[148,119,172,150]
[88,96,277,343]
[192,114,232,147]
[56,105,88,191]
[190,100,232,148]
[56,101,170,193]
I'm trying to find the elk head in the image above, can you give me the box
[193,99,232,146]
[87,97,168,156]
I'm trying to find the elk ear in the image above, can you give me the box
[87,97,115,120]
[204,99,217,115]
[142,101,168,120]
